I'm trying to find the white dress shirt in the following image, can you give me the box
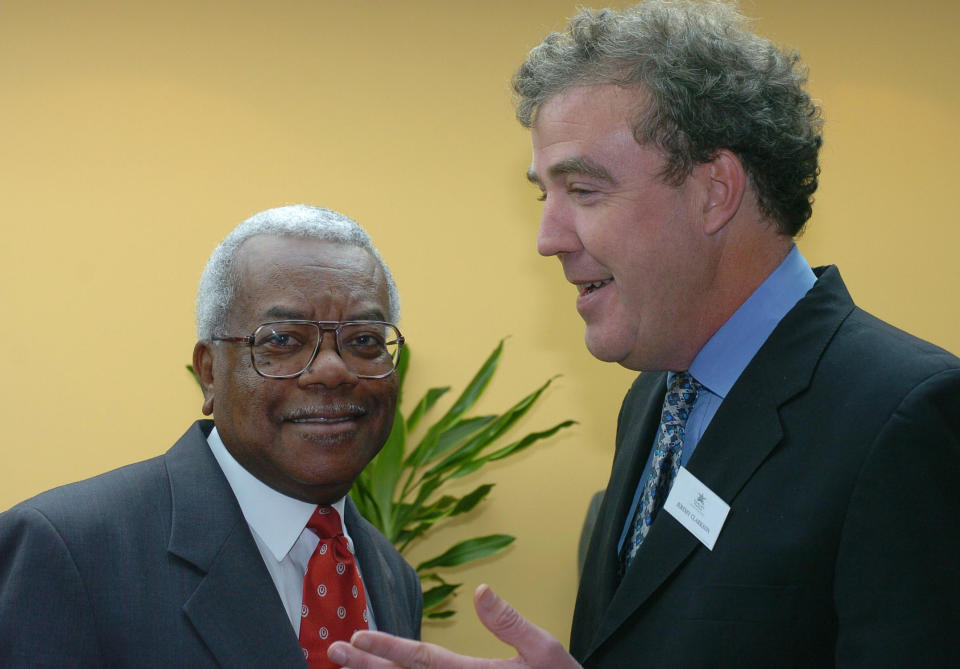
[206,427,377,633]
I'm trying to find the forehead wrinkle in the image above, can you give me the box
[234,249,386,325]
[261,306,387,322]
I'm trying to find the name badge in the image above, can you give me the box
[664,467,730,550]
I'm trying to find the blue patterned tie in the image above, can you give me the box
[622,372,701,569]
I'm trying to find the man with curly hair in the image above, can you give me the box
[331,2,960,667]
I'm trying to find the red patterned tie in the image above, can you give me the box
[298,505,369,668]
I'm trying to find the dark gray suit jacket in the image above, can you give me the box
[0,420,422,667]
[571,266,960,668]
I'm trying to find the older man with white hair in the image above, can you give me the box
[0,205,421,668]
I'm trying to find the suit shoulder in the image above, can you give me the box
[348,506,409,565]
[1,454,170,539]
[845,307,957,360]
[830,306,960,386]
[345,500,419,595]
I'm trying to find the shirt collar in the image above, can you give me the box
[206,426,347,562]
[686,245,816,398]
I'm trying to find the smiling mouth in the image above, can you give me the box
[284,405,366,424]
[577,279,613,296]
[291,416,355,424]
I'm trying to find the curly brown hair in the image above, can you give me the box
[513,1,823,236]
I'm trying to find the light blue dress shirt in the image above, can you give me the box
[617,246,817,552]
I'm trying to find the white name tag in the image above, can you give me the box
[664,467,730,550]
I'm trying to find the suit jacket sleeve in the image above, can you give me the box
[0,505,103,666]
[834,367,960,666]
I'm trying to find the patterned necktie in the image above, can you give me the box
[621,372,701,570]
[298,505,369,668]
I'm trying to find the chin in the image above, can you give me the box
[584,331,629,364]
[287,465,361,499]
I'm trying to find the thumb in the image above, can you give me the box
[473,584,580,669]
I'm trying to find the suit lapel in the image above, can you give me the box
[580,266,855,663]
[165,422,307,668]
[344,497,405,636]
[570,372,664,657]
[590,367,787,655]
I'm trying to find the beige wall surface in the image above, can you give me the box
[2,0,958,658]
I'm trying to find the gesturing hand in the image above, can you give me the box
[327,584,582,669]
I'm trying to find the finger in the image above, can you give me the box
[473,585,581,669]
[331,630,495,669]
[328,639,401,669]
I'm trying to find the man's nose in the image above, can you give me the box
[298,336,358,388]
[536,198,579,257]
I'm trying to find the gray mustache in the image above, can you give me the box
[283,404,367,421]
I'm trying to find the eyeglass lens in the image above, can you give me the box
[251,322,400,378]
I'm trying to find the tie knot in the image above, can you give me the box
[306,505,343,539]
[667,372,700,409]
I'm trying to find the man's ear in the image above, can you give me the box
[192,341,216,416]
[700,149,746,235]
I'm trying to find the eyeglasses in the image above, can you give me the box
[212,320,404,379]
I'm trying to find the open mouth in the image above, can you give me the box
[578,279,613,297]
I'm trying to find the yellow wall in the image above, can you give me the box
[1,0,957,658]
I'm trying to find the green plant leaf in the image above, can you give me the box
[407,475,443,513]
[449,483,495,516]
[349,472,378,527]
[416,534,515,572]
[424,377,557,478]
[405,495,457,524]
[396,522,432,550]
[415,494,458,515]
[406,386,451,435]
[396,485,496,552]
[423,415,497,464]
[422,583,460,611]
[395,345,410,406]
[437,340,504,425]
[448,420,576,481]
[367,407,406,539]
[484,420,576,463]
[425,610,456,620]
[405,340,505,470]
[394,474,444,538]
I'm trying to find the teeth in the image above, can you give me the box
[580,279,611,290]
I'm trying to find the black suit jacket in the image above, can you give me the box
[0,420,422,667]
[571,267,960,668]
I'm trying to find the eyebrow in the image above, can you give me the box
[526,156,618,186]
[264,306,307,320]
[350,309,387,322]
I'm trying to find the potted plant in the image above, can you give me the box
[350,340,574,619]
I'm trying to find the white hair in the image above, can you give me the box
[196,205,400,339]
